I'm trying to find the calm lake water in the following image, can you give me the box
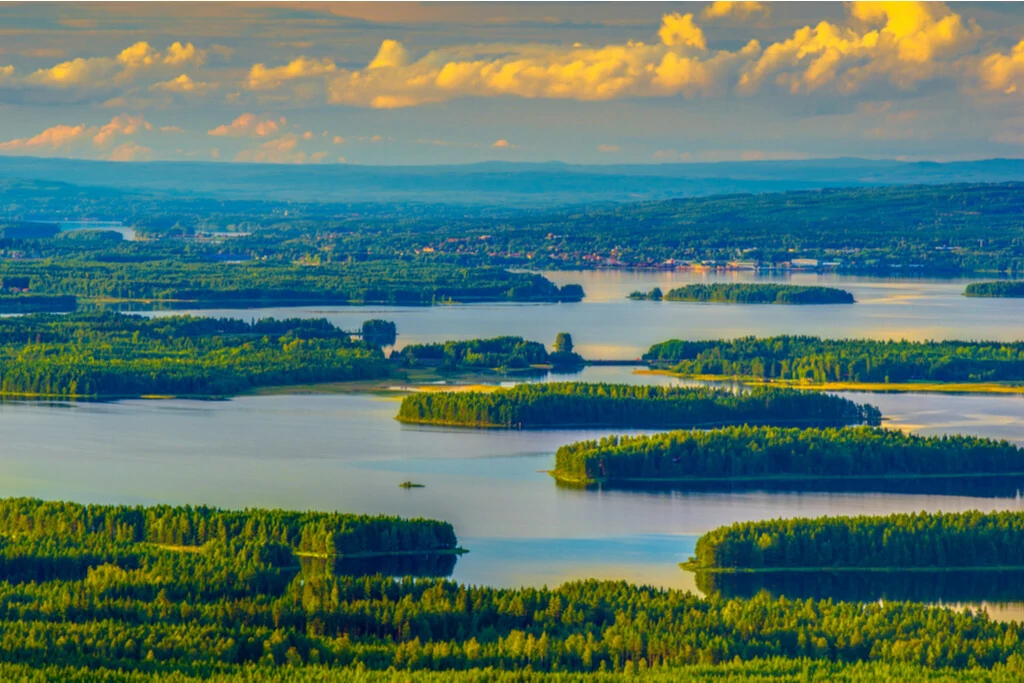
[138,271,1024,358]
[6,271,1024,615]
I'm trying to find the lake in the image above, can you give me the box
[6,270,1024,615]
[137,271,1024,358]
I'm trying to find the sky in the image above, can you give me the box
[1,1,1024,165]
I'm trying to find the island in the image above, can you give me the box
[685,510,1024,573]
[629,283,855,305]
[0,259,584,307]
[396,382,880,429]
[965,281,1024,297]
[551,425,1024,485]
[641,335,1024,392]
[0,311,392,398]
[393,332,584,373]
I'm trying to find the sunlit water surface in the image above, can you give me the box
[5,271,1024,617]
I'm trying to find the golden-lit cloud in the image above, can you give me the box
[92,114,151,146]
[658,13,706,50]
[322,3,995,108]
[235,133,324,164]
[246,56,336,90]
[702,2,765,21]
[117,42,160,69]
[207,113,286,137]
[149,74,216,94]
[325,14,744,108]
[738,1,979,94]
[980,40,1024,94]
[160,125,185,134]
[0,65,13,82]
[109,142,152,161]
[23,41,207,88]
[163,42,205,67]
[491,139,513,149]
[597,143,620,153]
[0,123,89,152]
[0,113,155,158]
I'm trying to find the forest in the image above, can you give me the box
[552,426,1024,484]
[965,281,1024,297]
[3,496,1024,678]
[0,312,392,397]
[632,284,855,305]
[396,383,880,429]
[691,510,1024,571]
[5,180,1024,275]
[394,335,583,372]
[0,259,584,307]
[643,335,1024,383]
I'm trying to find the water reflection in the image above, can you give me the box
[697,569,1024,606]
[302,553,459,579]
[569,476,1024,500]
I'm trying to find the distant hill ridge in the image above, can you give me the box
[2,155,1024,205]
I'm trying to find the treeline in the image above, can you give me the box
[965,281,1024,297]
[644,335,1024,383]
[394,336,583,371]
[635,284,855,305]
[0,497,457,559]
[396,383,880,429]
[0,293,76,313]
[0,312,391,397]
[3,498,1024,676]
[553,426,1024,483]
[3,497,1024,677]
[692,510,1024,571]
[0,259,584,306]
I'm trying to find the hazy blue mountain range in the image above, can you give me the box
[2,156,1024,206]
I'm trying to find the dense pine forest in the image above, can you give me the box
[2,496,1024,678]
[0,259,583,307]
[552,426,1024,484]
[0,312,392,397]
[396,383,880,429]
[691,510,1024,571]
[966,281,1024,297]
[632,284,855,305]
[643,336,1024,383]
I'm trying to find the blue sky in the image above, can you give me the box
[1,2,1023,164]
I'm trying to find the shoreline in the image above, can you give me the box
[550,469,1024,486]
[681,562,1024,575]
[638,369,1024,395]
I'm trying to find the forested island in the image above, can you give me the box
[396,383,880,429]
[394,333,583,372]
[965,281,1024,297]
[643,335,1024,385]
[0,259,584,307]
[630,284,855,305]
[688,510,1024,572]
[0,312,392,397]
[5,498,1024,679]
[552,426,1024,485]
